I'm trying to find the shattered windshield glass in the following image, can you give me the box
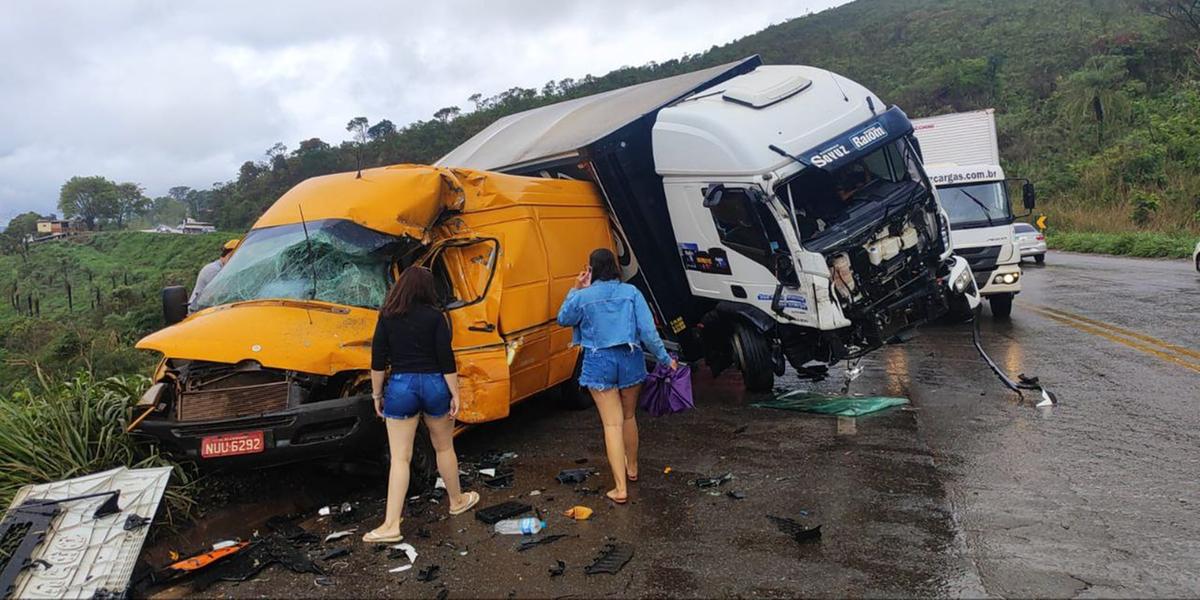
[195,219,407,310]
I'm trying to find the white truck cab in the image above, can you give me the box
[441,57,980,390]
[913,110,1035,318]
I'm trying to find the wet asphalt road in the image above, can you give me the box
[158,251,1200,598]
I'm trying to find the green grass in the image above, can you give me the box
[1046,230,1195,258]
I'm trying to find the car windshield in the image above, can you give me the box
[194,219,409,310]
[938,182,1013,228]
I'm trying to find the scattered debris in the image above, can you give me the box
[693,473,734,488]
[323,529,356,543]
[726,491,746,500]
[663,466,672,474]
[314,576,335,586]
[556,468,591,484]
[516,534,569,552]
[475,501,532,525]
[574,458,588,464]
[585,543,634,575]
[549,560,566,577]
[416,565,440,583]
[162,542,251,577]
[266,515,321,546]
[211,540,240,550]
[753,391,908,417]
[482,467,515,489]
[478,468,497,477]
[732,425,748,435]
[436,588,449,600]
[435,477,446,489]
[389,564,412,573]
[767,515,822,544]
[391,543,419,564]
[529,490,542,496]
[563,506,593,521]
[193,536,324,590]
[320,548,351,561]
[495,517,546,535]
[318,502,354,517]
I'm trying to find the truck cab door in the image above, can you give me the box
[421,238,510,423]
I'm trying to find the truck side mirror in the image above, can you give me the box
[162,286,188,325]
[702,185,725,208]
[1022,181,1036,210]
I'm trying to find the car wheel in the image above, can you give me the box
[1035,254,1045,265]
[732,322,774,392]
[989,294,1014,319]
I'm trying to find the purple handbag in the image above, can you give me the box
[639,361,694,416]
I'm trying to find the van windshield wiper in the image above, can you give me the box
[959,189,995,227]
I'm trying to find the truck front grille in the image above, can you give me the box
[178,381,289,422]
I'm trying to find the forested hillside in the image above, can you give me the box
[188,0,1198,236]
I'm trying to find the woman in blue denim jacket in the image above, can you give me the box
[557,248,676,504]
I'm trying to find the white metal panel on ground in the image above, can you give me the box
[436,59,756,171]
[911,109,999,166]
[7,467,172,599]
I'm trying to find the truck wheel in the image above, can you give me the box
[381,421,437,494]
[989,294,1013,319]
[557,355,592,410]
[732,323,774,392]
[1035,254,1045,265]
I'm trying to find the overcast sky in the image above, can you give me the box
[0,0,849,224]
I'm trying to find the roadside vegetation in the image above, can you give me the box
[1046,230,1194,258]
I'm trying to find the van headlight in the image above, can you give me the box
[992,272,1020,285]
[953,269,972,293]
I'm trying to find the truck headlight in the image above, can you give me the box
[992,272,1020,285]
[953,269,972,293]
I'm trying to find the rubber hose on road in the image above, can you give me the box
[971,314,1058,406]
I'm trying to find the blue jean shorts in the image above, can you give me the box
[579,346,647,391]
[383,372,451,419]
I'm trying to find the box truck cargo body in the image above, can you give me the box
[440,56,979,390]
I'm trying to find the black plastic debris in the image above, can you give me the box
[726,490,746,500]
[320,548,351,561]
[693,473,734,488]
[192,535,323,590]
[482,467,515,489]
[265,515,320,546]
[416,565,440,583]
[585,543,634,575]
[556,468,591,484]
[516,534,569,552]
[416,528,432,539]
[123,513,151,531]
[732,425,748,435]
[549,560,566,577]
[767,515,822,544]
[475,501,532,525]
[574,458,588,464]
[436,588,449,600]
[314,576,335,586]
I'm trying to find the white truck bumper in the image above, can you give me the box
[977,262,1022,295]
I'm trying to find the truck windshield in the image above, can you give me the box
[937,182,1012,228]
[194,219,406,310]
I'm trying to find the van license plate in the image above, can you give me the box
[201,431,264,458]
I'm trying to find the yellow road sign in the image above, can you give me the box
[1036,214,1047,231]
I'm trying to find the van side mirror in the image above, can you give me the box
[162,286,188,325]
[1022,181,1036,210]
[702,185,725,208]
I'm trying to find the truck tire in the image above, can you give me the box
[162,286,188,325]
[732,323,774,392]
[989,293,1014,319]
[557,355,592,410]
[382,421,437,494]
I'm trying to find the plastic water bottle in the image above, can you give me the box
[494,517,545,535]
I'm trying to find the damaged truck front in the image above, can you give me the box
[133,165,614,466]
[438,56,980,391]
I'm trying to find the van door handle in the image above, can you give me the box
[469,321,496,333]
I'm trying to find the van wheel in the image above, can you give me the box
[989,294,1014,319]
[732,323,774,392]
[557,356,593,410]
[381,421,437,494]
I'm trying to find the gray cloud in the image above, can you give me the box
[0,0,846,223]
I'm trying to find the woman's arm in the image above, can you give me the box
[434,313,460,417]
[632,289,675,367]
[370,316,390,417]
[370,370,386,418]
[443,373,461,418]
[556,268,591,327]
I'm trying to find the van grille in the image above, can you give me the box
[178,381,289,422]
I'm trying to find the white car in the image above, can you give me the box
[1014,222,1047,264]
[1193,240,1199,272]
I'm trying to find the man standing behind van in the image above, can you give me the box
[188,238,239,313]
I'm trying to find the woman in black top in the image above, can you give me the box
[362,267,480,543]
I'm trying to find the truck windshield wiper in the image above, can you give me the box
[767,144,812,168]
[959,189,995,227]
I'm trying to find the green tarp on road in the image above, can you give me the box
[752,391,909,417]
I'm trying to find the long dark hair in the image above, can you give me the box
[380,267,436,317]
[589,248,621,282]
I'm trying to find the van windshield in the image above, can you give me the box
[937,181,1013,228]
[194,219,407,310]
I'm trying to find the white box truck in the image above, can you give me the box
[911,109,1035,318]
[439,56,980,390]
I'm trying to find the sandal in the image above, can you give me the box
[627,472,639,482]
[448,490,481,516]
[362,529,403,544]
[606,490,628,505]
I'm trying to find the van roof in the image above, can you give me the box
[254,164,600,240]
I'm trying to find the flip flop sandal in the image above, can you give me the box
[627,473,639,482]
[361,530,403,544]
[449,491,481,516]
[606,491,628,505]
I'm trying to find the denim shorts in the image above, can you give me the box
[579,346,647,391]
[383,372,451,419]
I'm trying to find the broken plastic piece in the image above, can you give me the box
[482,467,515,489]
[555,468,591,484]
[416,565,440,582]
[767,515,822,544]
[123,513,151,531]
[211,540,239,551]
[320,548,351,562]
[529,490,542,496]
[314,576,335,586]
[323,530,356,543]
[390,543,418,564]
[726,491,746,500]
[663,466,672,474]
[164,541,250,575]
[435,477,446,489]
[478,468,497,477]
[754,391,908,417]
[563,506,593,520]
[549,560,566,577]
[389,564,412,573]
[693,473,734,488]
[475,501,532,525]
[584,543,634,575]
[517,534,569,552]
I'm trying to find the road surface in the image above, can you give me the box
[156,251,1200,598]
